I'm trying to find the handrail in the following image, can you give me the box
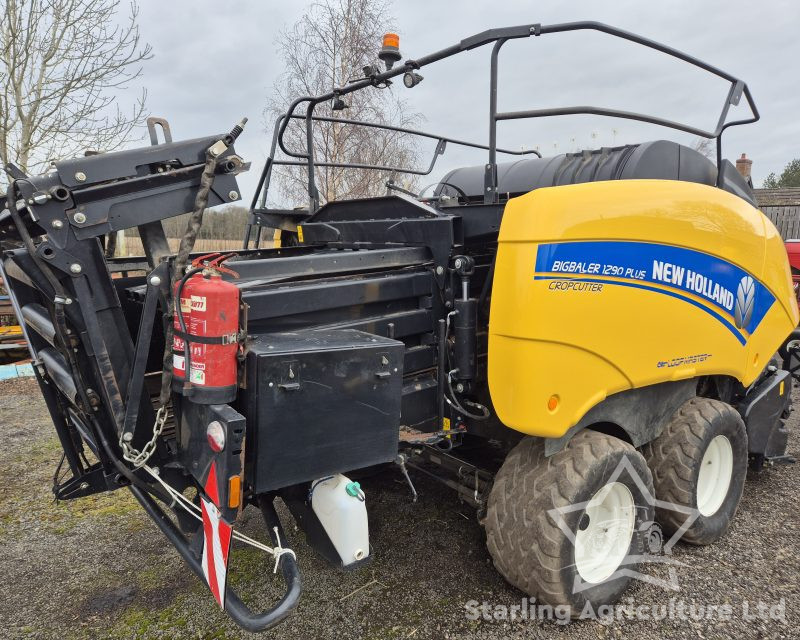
[248,20,758,233]
[482,21,758,200]
[242,113,541,248]
[279,114,542,160]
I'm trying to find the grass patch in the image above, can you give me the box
[106,604,189,639]
[0,436,143,536]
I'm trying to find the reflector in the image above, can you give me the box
[207,420,226,452]
[228,475,242,509]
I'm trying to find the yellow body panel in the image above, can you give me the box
[488,179,799,438]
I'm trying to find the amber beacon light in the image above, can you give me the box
[379,32,401,69]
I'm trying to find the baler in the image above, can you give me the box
[1,21,796,632]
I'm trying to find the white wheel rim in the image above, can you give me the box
[574,482,636,583]
[696,435,733,516]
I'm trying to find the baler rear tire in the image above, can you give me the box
[486,430,654,616]
[642,397,747,546]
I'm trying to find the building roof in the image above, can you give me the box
[753,188,800,207]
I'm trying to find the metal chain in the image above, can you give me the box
[159,150,219,407]
[120,405,169,468]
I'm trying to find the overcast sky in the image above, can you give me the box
[121,0,799,201]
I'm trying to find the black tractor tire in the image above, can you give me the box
[642,397,747,546]
[486,430,654,616]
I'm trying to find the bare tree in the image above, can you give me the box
[266,0,420,206]
[692,137,715,159]
[0,0,151,177]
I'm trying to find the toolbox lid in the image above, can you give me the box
[245,328,402,356]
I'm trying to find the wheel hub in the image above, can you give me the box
[696,435,733,516]
[574,482,636,583]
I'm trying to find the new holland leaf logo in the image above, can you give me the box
[734,276,755,330]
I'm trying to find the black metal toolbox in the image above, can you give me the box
[242,329,405,492]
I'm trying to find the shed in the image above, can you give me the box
[754,188,800,239]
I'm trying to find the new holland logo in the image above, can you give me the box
[734,276,755,330]
[534,241,777,344]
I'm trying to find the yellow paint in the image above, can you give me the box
[488,179,798,438]
[297,225,304,243]
[780,380,785,396]
[272,229,283,248]
[0,325,22,338]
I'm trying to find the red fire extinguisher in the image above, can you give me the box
[173,255,240,404]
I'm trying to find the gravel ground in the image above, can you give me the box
[1,376,798,640]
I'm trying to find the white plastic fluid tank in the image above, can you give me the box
[310,474,369,566]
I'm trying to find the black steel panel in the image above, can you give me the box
[310,194,440,222]
[56,134,223,187]
[247,301,427,336]
[401,375,438,430]
[232,246,431,282]
[72,178,239,240]
[299,217,461,274]
[314,309,434,343]
[242,272,433,320]
[403,345,437,373]
[243,329,404,492]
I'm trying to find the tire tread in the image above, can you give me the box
[642,396,747,545]
[486,430,651,607]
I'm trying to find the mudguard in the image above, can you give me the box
[488,179,799,438]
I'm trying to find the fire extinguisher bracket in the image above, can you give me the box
[173,329,241,345]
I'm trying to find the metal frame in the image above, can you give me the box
[245,20,758,220]
[242,114,541,248]
[0,130,304,631]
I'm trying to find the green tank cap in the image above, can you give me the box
[345,481,361,497]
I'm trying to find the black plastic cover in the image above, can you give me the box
[436,140,755,206]
[737,368,792,458]
[242,329,404,492]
